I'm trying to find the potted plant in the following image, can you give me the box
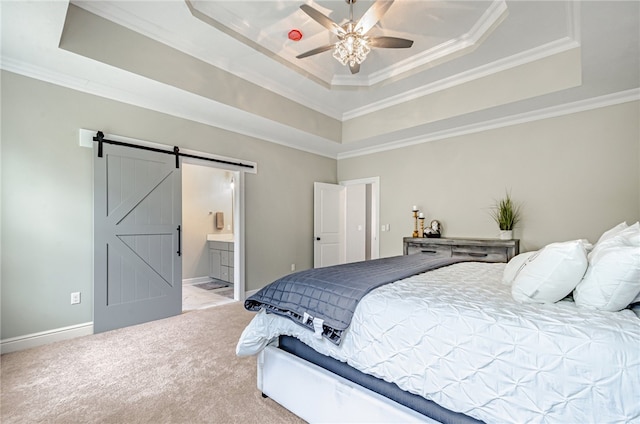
[490,191,521,240]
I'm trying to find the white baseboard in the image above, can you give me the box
[182,276,211,286]
[2,288,257,354]
[1,322,94,354]
[245,289,259,297]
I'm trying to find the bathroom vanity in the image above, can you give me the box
[207,235,234,284]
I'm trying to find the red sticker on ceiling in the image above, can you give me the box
[288,29,303,41]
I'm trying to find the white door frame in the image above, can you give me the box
[182,157,249,302]
[339,177,380,260]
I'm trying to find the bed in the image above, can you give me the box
[236,225,640,423]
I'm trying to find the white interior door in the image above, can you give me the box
[94,143,182,333]
[314,182,345,268]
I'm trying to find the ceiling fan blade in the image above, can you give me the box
[349,62,361,74]
[296,44,335,59]
[368,36,414,49]
[354,1,394,35]
[300,4,345,36]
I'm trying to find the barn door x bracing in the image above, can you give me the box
[94,143,182,333]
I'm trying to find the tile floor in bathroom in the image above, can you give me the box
[182,280,236,311]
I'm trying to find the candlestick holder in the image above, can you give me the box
[419,216,425,237]
[412,210,419,237]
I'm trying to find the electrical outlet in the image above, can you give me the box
[291,264,296,271]
[71,292,81,305]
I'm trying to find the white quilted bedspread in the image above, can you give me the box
[236,262,640,423]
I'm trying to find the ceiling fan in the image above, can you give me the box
[296,0,414,74]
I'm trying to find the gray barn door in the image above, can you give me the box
[94,143,182,333]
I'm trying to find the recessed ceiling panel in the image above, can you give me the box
[187,0,507,87]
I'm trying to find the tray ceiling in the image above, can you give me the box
[185,0,508,87]
[1,1,638,158]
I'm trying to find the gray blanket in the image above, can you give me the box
[244,254,468,345]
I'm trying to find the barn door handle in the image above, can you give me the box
[177,225,182,256]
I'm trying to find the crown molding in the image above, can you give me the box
[331,0,508,88]
[341,0,581,120]
[5,55,636,162]
[184,0,339,88]
[74,0,510,106]
[70,0,576,125]
[337,88,640,160]
[73,0,344,120]
[1,56,340,159]
[182,0,508,90]
[567,0,581,43]
[342,36,580,121]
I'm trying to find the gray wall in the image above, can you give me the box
[339,101,640,256]
[1,71,336,340]
[2,68,638,342]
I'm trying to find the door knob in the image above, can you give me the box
[316,237,321,241]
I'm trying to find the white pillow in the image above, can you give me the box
[574,245,640,311]
[627,221,640,245]
[589,222,639,260]
[614,221,639,245]
[596,222,628,244]
[502,251,537,285]
[580,239,594,253]
[620,223,640,305]
[512,240,588,304]
[573,223,640,311]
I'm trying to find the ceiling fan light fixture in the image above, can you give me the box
[297,0,412,74]
[332,32,371,66]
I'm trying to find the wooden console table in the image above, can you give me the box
[403,237,519,263]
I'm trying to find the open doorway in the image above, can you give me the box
[342,177,380,263]
[314,177,380,268]
[181,163,240,311]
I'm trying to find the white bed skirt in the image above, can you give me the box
[257,345,438,423]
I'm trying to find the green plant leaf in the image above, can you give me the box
[490,191,521,230]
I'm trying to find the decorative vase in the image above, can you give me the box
[499,230,513,240]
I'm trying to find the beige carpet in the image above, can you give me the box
[1,302,305,424]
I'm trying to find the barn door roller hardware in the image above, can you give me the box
[93,131,255,170]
